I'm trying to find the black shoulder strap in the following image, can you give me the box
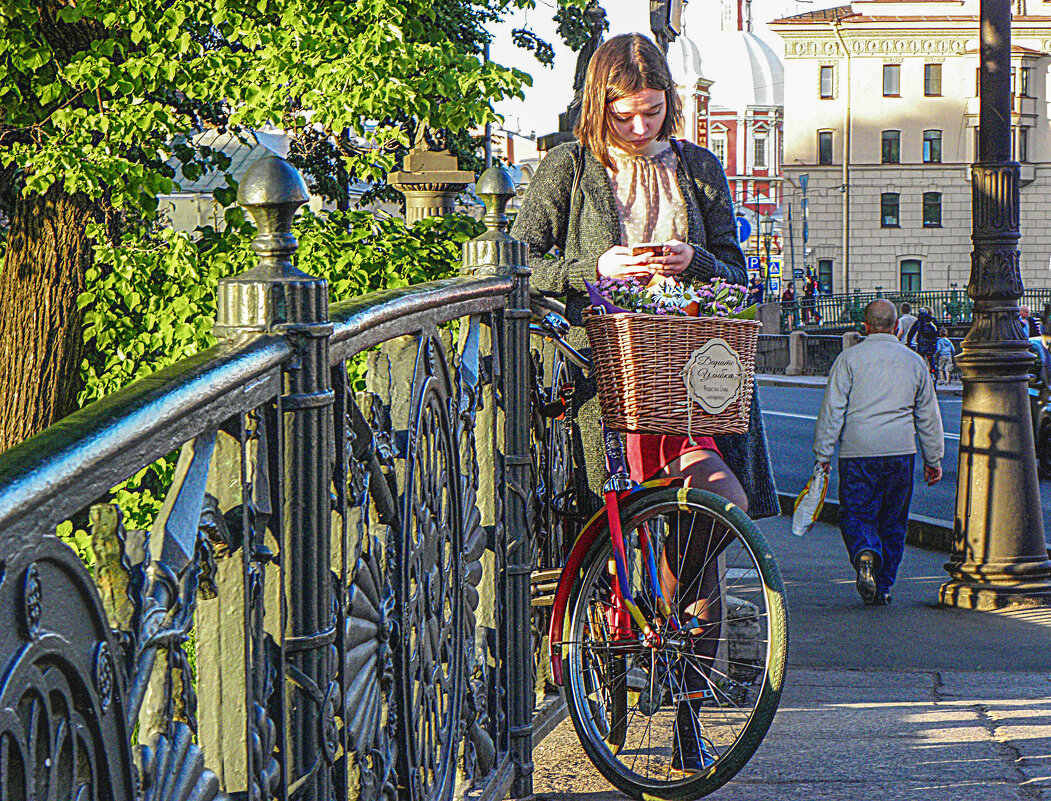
[670,138,702,209]
[571,142,585,203]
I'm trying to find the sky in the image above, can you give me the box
[487,0,821,138]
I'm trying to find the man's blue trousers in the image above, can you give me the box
[838,454,915,594]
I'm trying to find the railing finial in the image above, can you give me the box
[462,166,528,277]
[215,154,327,336]
[237,153,310,275]
[475,166,516,234]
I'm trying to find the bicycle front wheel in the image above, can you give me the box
[561,487,788,800]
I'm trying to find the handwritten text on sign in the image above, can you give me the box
[680,338,745,414]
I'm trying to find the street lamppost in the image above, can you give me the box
[761,215,774,296]
[939,0,1051,609]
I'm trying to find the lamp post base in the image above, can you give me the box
[939,577,1051,611]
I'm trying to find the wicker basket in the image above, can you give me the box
[584,312,761,437]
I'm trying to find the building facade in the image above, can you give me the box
[771,0,1051,295]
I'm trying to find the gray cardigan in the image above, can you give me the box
[511,140,780,519]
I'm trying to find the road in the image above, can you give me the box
[759,383,1051,530]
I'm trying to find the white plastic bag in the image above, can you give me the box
[792,464,829,537]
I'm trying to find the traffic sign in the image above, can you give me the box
[768,257,782,277]
[746,255,761,273]
[736,216,752,244]
[768,277,781,295]
[793,267,805,278]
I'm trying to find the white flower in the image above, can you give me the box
[647,283,688,309]
[679,285,703,305]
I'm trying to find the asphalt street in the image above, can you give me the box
[758,383,1051,531]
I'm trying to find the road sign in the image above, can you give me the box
[768,277,781,295]
[768,257,782,277]
[800,174,809,194]
[746,255,761,273]
[793,267,805,278]
[736,216,752,243]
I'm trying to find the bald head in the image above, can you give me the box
[865,299,898,333]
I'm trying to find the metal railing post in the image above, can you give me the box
[463,166,535,798]
[214,154,336,799]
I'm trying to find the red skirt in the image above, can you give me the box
[626,433,720,483]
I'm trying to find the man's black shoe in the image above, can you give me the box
[873,592,892,606]
[856,551,878,605]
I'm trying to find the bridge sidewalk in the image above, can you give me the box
[532,515,1051,800]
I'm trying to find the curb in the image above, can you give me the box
[758,375,964,396]
[777,492,955,553]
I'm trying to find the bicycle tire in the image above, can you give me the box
[561,487,788,800]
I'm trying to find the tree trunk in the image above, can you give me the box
[0,182,95,450]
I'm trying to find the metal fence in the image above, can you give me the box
[802,335,845,376]
[0,157,546,801]
[780,288,1051,334]
[756,334,790,374]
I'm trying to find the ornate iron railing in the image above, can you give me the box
[0,156,543,801]
[780,287,1051,333]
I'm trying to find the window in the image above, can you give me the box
[1019,127,1029,162]
[818,131,833,165]
[711,135,727,165]
[900,259,922,292]
[924,63,942,96]
[817,259,834,294]
[923,192,942,227]
[881,130,901,164]
[883,64,900,96]
[1021,66,1033,97]
[820,65,834,98]
[923,130,942,163]
[1011,67,1016,95]
[881,193,900,227]
[973,126,981,160]
[754,135,767,169]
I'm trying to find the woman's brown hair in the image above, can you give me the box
[575,33,684,170]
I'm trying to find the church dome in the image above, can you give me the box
[677,29,784,109]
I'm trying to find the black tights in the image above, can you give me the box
[663,515,735,681]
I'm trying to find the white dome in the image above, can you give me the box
[669,33,704,88]
[678,30,784,110]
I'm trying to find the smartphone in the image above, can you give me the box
[629,242,667,258]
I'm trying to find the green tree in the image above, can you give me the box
[0,0,528,449]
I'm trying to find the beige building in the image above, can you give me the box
[771,0,1051,295]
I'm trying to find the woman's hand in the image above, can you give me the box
[647,240,694,276]
[597,246,656,279]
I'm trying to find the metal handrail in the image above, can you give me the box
[330,275,514,361]
[0,335,292,538]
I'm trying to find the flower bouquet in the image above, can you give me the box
[585,275,756,319]
[583,275,761,438]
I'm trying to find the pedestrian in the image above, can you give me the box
[934,327,955,384]
[781,282,795,303]
[813,299,944,605]
[802,272,820,324]
[749,275,765,305]
[906,306,939,375]
[896,301,917,342]
[781,282,798,327]
[510,31,778,770]
[1021,305,1042,337]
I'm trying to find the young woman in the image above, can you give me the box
[511,33,779,771]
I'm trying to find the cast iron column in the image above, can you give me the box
[462,166,535,797]
[215,154,336,797]
[940,0,1051,609]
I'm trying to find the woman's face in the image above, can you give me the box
[607,87,667,155]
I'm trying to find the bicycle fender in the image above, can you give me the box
[547,478,679,686]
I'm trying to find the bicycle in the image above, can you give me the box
[528,295,789,800]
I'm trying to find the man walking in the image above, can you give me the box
[896,302,917,343]
[813,300,944,605]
